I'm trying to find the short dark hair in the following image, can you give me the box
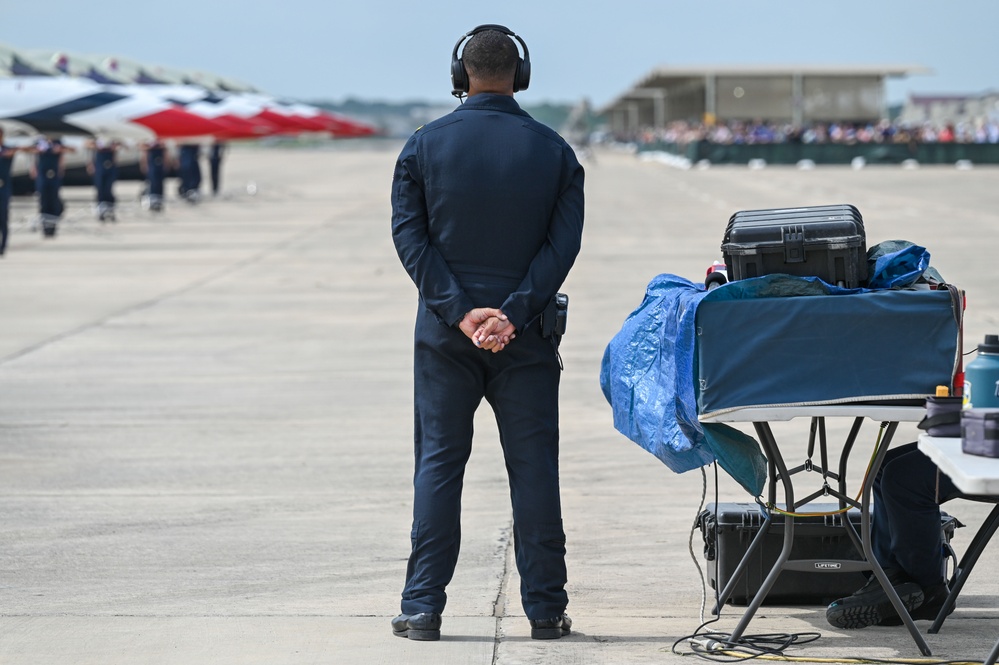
[462,30,518,83]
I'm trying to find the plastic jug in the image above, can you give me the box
[964,334,999,409]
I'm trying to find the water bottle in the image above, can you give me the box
[963,334,999,409]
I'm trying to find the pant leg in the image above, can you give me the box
[401,306,485,615]
[485,328,568,620]
[0,192,8,254]
[876,442,959,587]
[96,165,115,206]
[150,170,164,198]
[192,158,202,191]
[38,176,59,217]
[210,158,221,194]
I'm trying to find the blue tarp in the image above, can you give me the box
[599,244,954,497]
[599,274,855,496]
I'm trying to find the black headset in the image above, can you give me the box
[450,24,531,98]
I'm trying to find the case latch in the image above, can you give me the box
[782,225,805,263]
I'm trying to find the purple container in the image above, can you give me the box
[919,396,963,437]
[961,408,999,458]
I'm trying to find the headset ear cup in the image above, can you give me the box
[451,57,469,94]
[515,57,530,92]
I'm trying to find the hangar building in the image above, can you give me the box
[600,65,929,135]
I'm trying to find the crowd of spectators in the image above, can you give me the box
[627,118,999,147]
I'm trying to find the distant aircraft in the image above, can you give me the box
[0,76,228,141]
[0,43,378,195]
[3,45,377,141]
[76,52,377,139]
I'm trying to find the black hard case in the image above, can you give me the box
[722,204,868,288]
[696,502,959,606]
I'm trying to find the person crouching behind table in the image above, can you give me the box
[826,442,959,629]
[389,25,584,642]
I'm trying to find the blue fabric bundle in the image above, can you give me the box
[599,242,947,497]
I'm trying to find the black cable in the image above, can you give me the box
[672,629,821,662]
[677,463,822,663]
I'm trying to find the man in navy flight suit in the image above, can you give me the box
[390,25,584,641]
[88,138,118,222]
[141,139,168,212]
[30,135,70,238]
[0,127,18,256]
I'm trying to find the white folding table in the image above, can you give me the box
[700,405,931,654]
[917,434,999,665]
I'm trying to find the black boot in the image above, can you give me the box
[391,612,442,641]
[529,613,572,639]
[826,569,924,629]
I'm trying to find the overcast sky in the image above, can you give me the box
[2,0,995,108]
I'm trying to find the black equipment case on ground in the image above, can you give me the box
[721,204,868,288]
[696,502,960,606]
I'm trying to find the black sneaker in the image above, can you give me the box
[391,612,442,641]
[530,613,572,639]
[826,570,924,629]
[879,582,953,625]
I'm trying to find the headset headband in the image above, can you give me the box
[451,23,531,98]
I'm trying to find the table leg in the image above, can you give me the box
[711,513,774,615]
[726,422,796,644]
[929,503,999,634]
[985,636,999,665]
[719,419,933,656]
[861,421,932,656]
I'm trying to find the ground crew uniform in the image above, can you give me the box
[144,141,166,212]
[391,93,584,621]
[0,142,15,255]
[35,138,64,236]
[177,143,201,202]
[208,141,225,196]
[92,140,117,221]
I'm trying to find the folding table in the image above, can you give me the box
[700,405,931,655]
[917,434,999,665]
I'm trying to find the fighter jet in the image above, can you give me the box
[0,76,230,141]
[84,53,377,138]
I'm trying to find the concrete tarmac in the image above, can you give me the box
[1,144,998,664]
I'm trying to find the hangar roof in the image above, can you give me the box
[601,64,931,114]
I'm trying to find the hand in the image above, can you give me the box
[457,308,516,353]
[458,308,505,342]
[473,316,517,353]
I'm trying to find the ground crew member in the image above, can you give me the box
[88,138,118,222]
[826,442,957,629]
[29,135,69,237]
[141,139,167,212]
[177,143,202,202]
[0,127,18,256]
[208,141,226,196]
[390,25,584,642]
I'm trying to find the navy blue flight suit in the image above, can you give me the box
[35,139,64,217]
[0,141,14,255]
[208,141,225,196]
[391,93,584,621]
[92,142,117,221]
[177,143,202,201]
[144,141,166,211]
[35,138,65,236]
[871,442,959,588]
